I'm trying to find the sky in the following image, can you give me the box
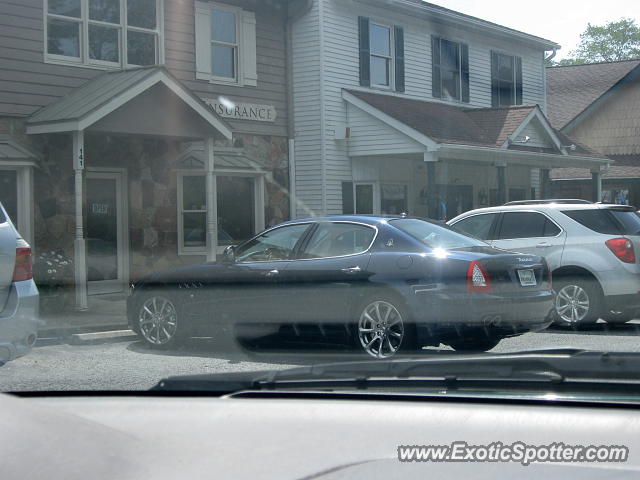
[428,0,640,59]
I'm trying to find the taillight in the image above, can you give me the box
[467,260,491,293]
[605,238,636,264]
[12,247,33,282]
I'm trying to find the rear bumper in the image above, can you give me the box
[604,293,640,313]
[0,279,39,364]
[411,289,554,345]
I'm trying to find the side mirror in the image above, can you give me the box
[223,245,236,263]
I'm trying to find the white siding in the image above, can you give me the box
[347,103,424,156]
[291,0,323,217]
[518,118,557,148]
[291,0,551,215]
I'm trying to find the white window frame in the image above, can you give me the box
[177,169,265,256]
[209,3,240,83]
[0,165,34,246]
[369,21,394,90]
[436,37,463,102]
[44,0,165,70]
[493,51,517,107]
[194,1,257,87]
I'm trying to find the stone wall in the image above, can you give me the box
[18,128,290,291]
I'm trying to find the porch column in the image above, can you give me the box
[424,152,437,219]
[591,167,602,202]
[496,161,507,205]
[540,168,551,199]
[205,137,218,262]
[73,131,88,311]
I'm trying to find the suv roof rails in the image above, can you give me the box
[503,199,594,206]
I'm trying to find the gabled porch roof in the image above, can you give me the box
[342,89,609,169]
[26,66,232,140]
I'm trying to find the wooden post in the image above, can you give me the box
[73,131,88,311]
[205,137,217,262]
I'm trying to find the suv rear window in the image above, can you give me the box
[562,209,640,235]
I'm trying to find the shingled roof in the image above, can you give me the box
[344,89,602,159]
[546,59,640,130]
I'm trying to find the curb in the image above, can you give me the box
[35,323,133,347]
[68,329,138,345]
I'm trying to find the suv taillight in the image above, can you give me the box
[605,238,636,264]
[467,260,492,293]
[12,247,33,282]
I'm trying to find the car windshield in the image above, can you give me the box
[2,0,640,414]
[390,218,486,249]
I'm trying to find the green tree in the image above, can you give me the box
[552,18,640,66]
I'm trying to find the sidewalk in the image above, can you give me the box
[38,294,129,338]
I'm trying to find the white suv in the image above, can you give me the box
[448,201,640,327]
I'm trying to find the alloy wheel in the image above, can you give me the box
[358,300,405,359]
[555,284,590,324]
[138,296,178,345]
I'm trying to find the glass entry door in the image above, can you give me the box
[86,171,126,295]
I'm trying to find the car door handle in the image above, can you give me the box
[264,269,279,277]
[536,242,552,248]
[341,266,361,274]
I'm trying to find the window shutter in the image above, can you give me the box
[194,1,211,80]
[358,16,370,87]
[241,10,258,86]
[461,43,470,103]
[342,182,354,214]
[431,36,441,98]
[394,26,405,92]
[515,56,523,105]
[490,51,499,107]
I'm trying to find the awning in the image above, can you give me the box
[178,144,266,172]
[26,66,232,140]
[342,89,610,170]
[0,135,39,166]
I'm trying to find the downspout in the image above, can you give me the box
[286,0,313,219]
[544,48,558,63]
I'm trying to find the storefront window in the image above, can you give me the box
[179,173,258,253]
[381,184,407,215]
[217,176,255,245]
[355,184,374,214]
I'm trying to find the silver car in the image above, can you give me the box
[0,201,39,365]
[448,202,640,327]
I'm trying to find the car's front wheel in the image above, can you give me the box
[135,293,183,348]
[553,277,602,327]
[353,297,417,359]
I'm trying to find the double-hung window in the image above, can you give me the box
[431,36,470,102]
[357,16,405,92]
[369,23,392,88]
[45,0,162,68]
[491,51,523,107]
[194,2,257,86]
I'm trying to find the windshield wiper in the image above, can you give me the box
[151,349,640,398]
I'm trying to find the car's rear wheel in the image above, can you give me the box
[353,297,417,359]
[553,277,602,327]
[135,293,183,348]
[448,336,501,353]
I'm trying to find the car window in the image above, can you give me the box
[300,222,376,259]
[452,213,498,240]
[390,218,486,249]
[497,212,557,239]
[561,209,640,235]
[234,223,310,262]
[0,202,6,224]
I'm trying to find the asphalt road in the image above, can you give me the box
[2,321,640,392]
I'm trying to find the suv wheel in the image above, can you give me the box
[553,277,602,327]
